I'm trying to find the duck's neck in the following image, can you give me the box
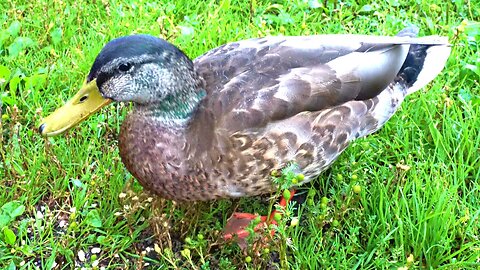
[135,88,206,126]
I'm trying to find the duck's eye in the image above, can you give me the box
[118,62,132,72]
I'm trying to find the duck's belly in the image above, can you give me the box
[117,115,279,201]
[118,135,277,201]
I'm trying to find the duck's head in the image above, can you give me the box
[39,34,200,137]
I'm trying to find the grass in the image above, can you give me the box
[0,0,479,269]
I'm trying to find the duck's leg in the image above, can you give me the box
[223,189,296,247]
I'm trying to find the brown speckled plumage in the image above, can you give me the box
[111,28,451,201]
[43,28,449,201]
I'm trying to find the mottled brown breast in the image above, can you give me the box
[119,113,210,201]
[118,110,278,201]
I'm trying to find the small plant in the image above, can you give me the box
[271,163,304,190]
[0,201,25,246]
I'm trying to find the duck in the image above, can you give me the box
[39,26,450,238]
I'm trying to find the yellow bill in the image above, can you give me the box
[39,79,112,137]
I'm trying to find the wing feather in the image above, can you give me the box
[194,34,443,131]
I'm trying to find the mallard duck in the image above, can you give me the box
[39,27,450,204]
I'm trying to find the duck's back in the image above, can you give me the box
[195,28,448,131]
